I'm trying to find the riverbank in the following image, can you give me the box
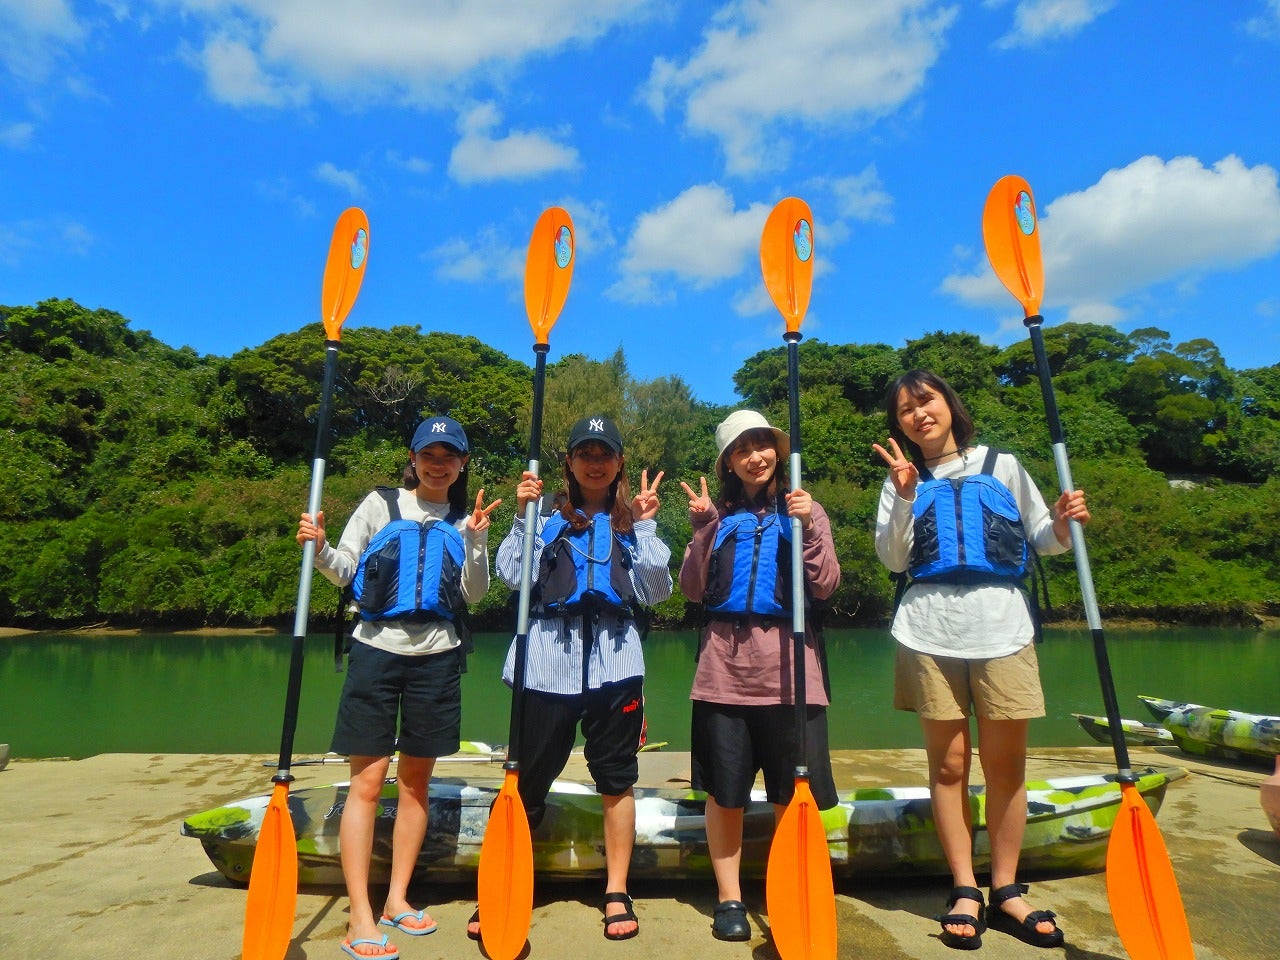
[6,615,1277,640]
[1,745,1275,960]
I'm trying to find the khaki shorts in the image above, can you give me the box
[893,642,1045,721]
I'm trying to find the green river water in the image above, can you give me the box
[2,627,1277,759]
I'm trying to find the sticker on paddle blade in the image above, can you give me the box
[554,224,573,269]
[350,228,368,269]
[793,218,813,263]
[1015,191,1036,237]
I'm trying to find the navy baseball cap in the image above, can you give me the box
[411,416,469,454]
[567,415,623,454]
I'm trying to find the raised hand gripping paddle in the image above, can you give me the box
[241,208,369,960]
[477,206,576,960]
[982,176,1194,960]
[760,198,836,960]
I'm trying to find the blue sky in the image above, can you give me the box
[3,1,1279,406]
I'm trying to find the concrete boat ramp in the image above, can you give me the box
[0,745,1275,960]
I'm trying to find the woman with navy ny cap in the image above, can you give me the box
[298,414,500,960]
[471,414,671,942]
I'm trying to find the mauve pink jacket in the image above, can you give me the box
[679,501,840,706]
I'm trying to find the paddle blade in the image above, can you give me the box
[524,206,575,345]
[241,782,297,960]
[1106,783,1195,960]
[766,780,837,960]
[477,769,534,960]
[320,207,370,341]
[982,175,1043,317]
[760,197,814,333]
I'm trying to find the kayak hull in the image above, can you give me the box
[1072,713,1173,747]
[182,767,1183,887]
[1138,696,1280,764]
[1163,707,1280,764]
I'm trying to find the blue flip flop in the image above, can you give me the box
[340,935,399,960]
[379,910,438,936]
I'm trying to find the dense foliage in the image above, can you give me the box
[4,299,1277,629]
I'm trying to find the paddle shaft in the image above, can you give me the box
[784,330,809,775]
[1024,317,1133,779]
[507,343,549,769]
[273,340,340,779]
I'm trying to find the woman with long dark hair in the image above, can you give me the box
[298,415,500,959]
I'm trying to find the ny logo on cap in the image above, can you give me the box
[590,418,605,432]
[431,422,446,433]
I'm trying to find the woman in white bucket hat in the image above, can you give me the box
[677,409,841,942]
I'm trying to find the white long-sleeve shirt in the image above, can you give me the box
[875,446,1069,660]
[314,487,490,656]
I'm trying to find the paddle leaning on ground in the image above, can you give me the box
[759,197,837,960]
[475,206,577,960]
[982,176,1195,960]
[241,209,370,960]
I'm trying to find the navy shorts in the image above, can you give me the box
[516,678,645,829]
[330,641,462,759]
[690,701,838,809]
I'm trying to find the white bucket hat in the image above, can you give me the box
[714,410,790,471]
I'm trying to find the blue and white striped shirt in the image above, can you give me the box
[495,509,672,694]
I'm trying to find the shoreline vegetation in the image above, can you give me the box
[6,614,1279,640]
[3,300,1278,633]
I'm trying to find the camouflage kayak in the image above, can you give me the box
[1160,704,1280,764]
[1071,713,1173,747]
[182,766,1184,887]
[1137,695,1279,764]
[1137,695,1203,720]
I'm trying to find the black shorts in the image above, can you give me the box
[516,678,645,829]
[330,641,462,759]
[690,701,838,809]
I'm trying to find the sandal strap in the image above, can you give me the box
[947,886,985,908]
[603,892,634,909]
[1023,910,1058,926]
[989,882,1029,906]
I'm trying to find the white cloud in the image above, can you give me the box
[942,155,1280,324]
[314,162,365,198]
[156,0,649,108]
[429,226,524,285]
[448,103,579,184]
[991,0,1116,49]
[200,33,307,107]
[1242,0,1280,39]
[0,0,84,84]
[254,176,317,218]
[0,122,36,149]
[608,183,771,304]
[815,165,895,225]
[386,150,431,175]
[642,0,957,175]
[0,215,93,266]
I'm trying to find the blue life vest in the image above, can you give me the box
[533,510,637,616]
[352,489,467,622]
[703,508,794,619]
[909,448,1029,583]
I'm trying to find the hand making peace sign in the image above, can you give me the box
[871,437,920,499]
[631,469,664,521]
[467,488,503,533]
[679,476,714,516]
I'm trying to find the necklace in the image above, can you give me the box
[923,448,960,464]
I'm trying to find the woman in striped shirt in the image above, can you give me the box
[488,414,671,941]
